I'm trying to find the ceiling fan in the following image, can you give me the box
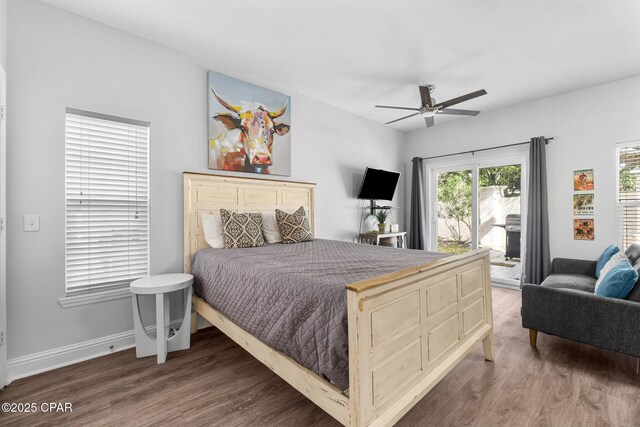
[375,85,487,127]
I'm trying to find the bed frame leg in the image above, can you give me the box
[482,332,495,362]
[190,304,198,335]
[529,329,537,347]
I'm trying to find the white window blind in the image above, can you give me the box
[617,142,640,249]
[65,108,149,295]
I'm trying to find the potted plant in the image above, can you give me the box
[370,209,390,233]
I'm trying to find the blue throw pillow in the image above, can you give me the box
[595,244,620,278]
[595,260,638,299]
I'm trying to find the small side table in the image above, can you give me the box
[359,231,407,249]
[130,273,194,364]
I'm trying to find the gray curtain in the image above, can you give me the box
[523,137,551,285]
[409,157,428,250]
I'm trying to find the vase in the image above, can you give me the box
[378,223,386,233]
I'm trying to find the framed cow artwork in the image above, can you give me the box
[208,70,291,176]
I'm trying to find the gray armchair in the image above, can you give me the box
[521,245,640,371]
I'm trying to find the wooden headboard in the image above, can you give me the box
[183,172,316,273]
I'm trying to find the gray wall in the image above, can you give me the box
[6,0,405,359]
[403,75,640,261]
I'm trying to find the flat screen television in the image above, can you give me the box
[357,167,400,201]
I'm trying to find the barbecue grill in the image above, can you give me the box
[492,214,521,260]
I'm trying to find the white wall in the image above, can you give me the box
[0,0,5,70]
[403,75,640,261]
[6,0,405,360]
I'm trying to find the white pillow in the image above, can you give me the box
[262,211,282,244]
[595,251,628,292]
[201,213,224,249]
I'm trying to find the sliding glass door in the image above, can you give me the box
[431,157,526,287]
[478,165,523,284]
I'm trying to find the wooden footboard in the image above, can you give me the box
[191,249,493,427]
[346,249,494,426]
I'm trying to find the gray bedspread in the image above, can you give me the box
[191,239,447,390]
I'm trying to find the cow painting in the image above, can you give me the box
[208,71,292,176]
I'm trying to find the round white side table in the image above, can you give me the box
[130,273,193,364]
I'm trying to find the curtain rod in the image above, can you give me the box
[416,137,555,161]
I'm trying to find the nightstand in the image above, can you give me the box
[130,273,193,364]
[359,231,407,249]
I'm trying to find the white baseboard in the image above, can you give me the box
[7,320,184,383]
[7,330,135,383]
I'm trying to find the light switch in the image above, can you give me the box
[24,214,40,232]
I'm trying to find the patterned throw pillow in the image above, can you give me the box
[275,207,314,244]
[220,209,266,249]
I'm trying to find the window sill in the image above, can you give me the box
[58,287,132,308]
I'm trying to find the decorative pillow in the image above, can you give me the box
[201,213,225,249]
[595,259,639,299]
[275,206,314,244]
[261,211,283,244]
[626,273,640,302]
[595,251,628,291]
[595,244,620,278]
[220,209,266,249]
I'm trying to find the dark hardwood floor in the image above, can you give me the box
[1,287,638,426]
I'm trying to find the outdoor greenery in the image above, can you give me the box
[479,165,521,196]
[620,167,636,193]
[437,171,472,244]
[437,238,471,255]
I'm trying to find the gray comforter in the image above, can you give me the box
[191,239,447,390]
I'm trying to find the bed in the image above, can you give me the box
[184,172,494,427]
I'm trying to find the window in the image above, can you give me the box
[65,108,149,295]
[617,142,640,249]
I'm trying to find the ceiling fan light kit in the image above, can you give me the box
[376,85,487,128]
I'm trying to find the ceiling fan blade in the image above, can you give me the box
[438,108,481,116]
[386,112,420,125]
[425,116,435,127]
[435,89,487,109]
[419,86,433,108]
[375,105,421,111]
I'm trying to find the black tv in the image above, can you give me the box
[357,167,400,201]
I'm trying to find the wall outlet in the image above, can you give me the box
[23,214,40,232]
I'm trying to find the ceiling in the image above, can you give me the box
[41,0,640,132]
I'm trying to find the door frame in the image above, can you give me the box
[0,65,7,387]
[426,148,529,286]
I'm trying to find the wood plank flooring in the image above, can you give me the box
[491,265,521,281]
[1,287,638,426]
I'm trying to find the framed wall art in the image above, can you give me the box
[573,169,594,191]
[208,70,291,176]
[573,218,594,240]
[573,193,594,215]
